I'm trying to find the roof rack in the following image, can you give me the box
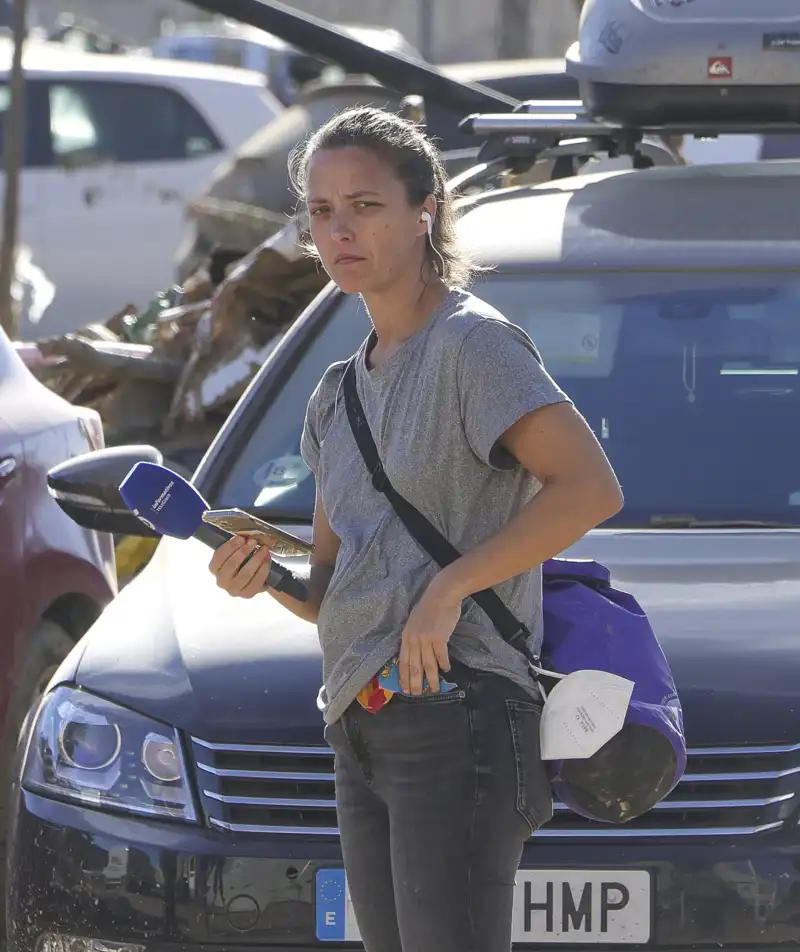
[445,101,681,194]
[447,99,800,194]
[460,101,800,140]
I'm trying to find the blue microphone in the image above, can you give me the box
[119,461,308,602]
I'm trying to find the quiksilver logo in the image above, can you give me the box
[707,57,732,77]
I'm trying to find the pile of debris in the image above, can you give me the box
[25,212,328,470]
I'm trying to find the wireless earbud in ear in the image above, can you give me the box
[421,210,433,238]
[420,209,446,274]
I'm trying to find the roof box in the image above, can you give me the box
[566,0,800,126]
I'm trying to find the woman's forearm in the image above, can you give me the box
[264,562,334,624]
[430,478,622,604]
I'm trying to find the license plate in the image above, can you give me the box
[315,867,653,943]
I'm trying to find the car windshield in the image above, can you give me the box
[209,270,800,527]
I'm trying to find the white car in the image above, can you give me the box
[3,38,283,337]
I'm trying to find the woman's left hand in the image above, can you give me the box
[398,577,463,695]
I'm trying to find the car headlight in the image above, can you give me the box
[22,686,197,822]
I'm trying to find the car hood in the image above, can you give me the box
[72,529,800,747]
[72,535,323,745]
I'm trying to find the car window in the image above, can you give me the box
[209,38,250,70]
[209,271,800,527]
[50,84,99,157]
[155,38,217,64]
[0,82,50,168]
[211,297,371,517]
[48,81,223,165]
[163,35,273,73]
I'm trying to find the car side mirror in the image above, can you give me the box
[47,444,166,537]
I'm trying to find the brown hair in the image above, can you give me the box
[289,106,477,286]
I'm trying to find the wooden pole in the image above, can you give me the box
[0,0,28,339]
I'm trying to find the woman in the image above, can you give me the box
[209,106,623,952]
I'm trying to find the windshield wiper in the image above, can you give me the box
[649,514,798,529]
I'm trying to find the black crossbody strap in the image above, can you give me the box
[342,355,533,656]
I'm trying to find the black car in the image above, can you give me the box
[9,113,800,951]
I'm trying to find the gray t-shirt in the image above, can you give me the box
[300,287,570,724]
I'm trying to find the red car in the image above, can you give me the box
[0,327,116,916]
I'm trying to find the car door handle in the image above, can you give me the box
[0,456,17,481]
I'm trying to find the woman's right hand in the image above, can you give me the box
[208,535,273,599]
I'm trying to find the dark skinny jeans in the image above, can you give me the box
[324,660,554,952]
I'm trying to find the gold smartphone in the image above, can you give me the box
[201,508,314,557]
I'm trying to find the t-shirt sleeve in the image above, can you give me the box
[300,363,344,477]
[300,383,323,477]
[456,318,571,470]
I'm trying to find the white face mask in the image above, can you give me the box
[531,665,635,761]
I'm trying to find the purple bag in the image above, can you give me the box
[540,557,687,824]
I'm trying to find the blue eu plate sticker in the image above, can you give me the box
[316,869,349,941]
[316,869,363,941]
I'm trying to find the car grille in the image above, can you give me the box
[190,737,799,839]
